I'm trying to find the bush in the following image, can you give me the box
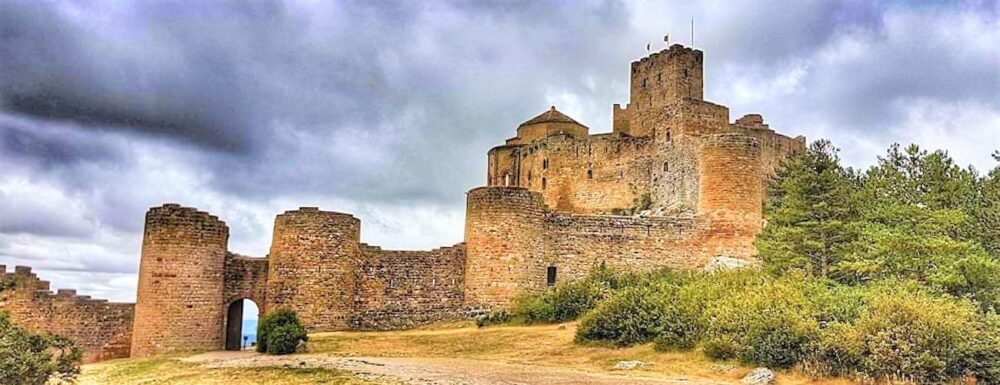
[811,287,999,383]
[511,279,606,324]
[0,312,81,385]
[700,277,820,368]
[511,264,635,324]
[576,282,697,347]
[256,309,308,355]
[474,310,510,328]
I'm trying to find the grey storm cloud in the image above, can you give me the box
[0,0,997,302]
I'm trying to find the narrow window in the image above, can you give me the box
[663,162,669,172]
[542,158,549,170]
[657,73,662,81]
[684,69,689,78]
[587,169,593,179]
[503,173,511,186]
[527,171,532,182]
[642,78,647,88]
[542,178,547,190]
[666,130,672,142]
[547,266,557,286]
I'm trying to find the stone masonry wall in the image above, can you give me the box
[223,253,268,308]
[545,214,708,283]
[131,204,228,358]
[514,134,654,214]
[353,244,467,330]
[0,266,134,363]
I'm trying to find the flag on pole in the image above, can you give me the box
[646,42,650,52]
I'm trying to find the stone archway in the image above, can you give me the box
[224,298,260,351]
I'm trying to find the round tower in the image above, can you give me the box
[131,204,229,357]
[464,187,547,308]
[697,133,764,261]
[265,207,360,331]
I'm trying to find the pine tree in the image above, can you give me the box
[972,152,1000,255]
[756,140,859,278]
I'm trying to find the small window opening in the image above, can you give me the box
[657,73,662,81]
[503,173,511,186]
[684,69,689,78]
[663,162,670,172]
[542,178,547,190]
[666,130,672,142]
[542,159,549,170]
[587,170,593,179]
[528,171,532,182]
[642,78,647,88]
[547,266,557,286]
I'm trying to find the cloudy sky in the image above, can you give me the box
[1,0,998,303]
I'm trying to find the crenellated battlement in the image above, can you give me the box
[0,265,135,363]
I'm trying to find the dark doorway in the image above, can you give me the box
[547,266,557,286]
[225,299,260,351]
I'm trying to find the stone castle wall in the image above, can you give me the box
[353,244,467,329]
[223,253,268,309]
[502,134,656,214]
[0,266,134,363]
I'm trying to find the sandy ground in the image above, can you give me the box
[181,351,729,385]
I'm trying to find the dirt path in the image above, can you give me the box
[182,351,730,385]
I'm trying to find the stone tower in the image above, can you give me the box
[614,44,704,138]
[697,133,765,258]
[265,208,360,331]
[131,204,229,357]
[463,187,547,307]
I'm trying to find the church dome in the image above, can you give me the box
[515,106,589,143]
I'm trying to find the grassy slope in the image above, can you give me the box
[78,356,370,385]
[77,322,856,384]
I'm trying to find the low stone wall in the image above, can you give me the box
[0,265,134,363]
[352,244,468,330]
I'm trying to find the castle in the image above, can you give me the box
[0,44,803,362]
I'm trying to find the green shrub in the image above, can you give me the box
[700,277,820,368]
[0,312,81,385]
[256,309,308,355]
[510,264,636,324]
[811,287,998,383]
[267,323,309,355]
[474,310,510,327]
[576,283,696,347]
[512,279,606,324]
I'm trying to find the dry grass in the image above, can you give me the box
[75,321,858,384]
[76,356,370,385]
[307,322,857,385]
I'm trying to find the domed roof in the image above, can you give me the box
[518,106,587,128]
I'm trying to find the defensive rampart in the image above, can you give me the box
[0,266,134,363]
